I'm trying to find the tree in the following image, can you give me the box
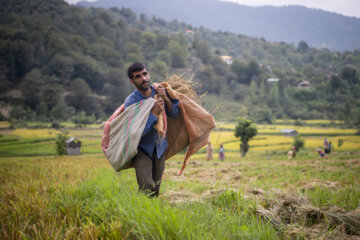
[234,117,257,156]
[231,59,247,83]
[55,132,68,156]
[141,32,156,60]
[149,59,168,80]
[168,40,187,68]
[21,69,46,110]
[195,40,212,64]
[249,81,257,103]
[298,41,309,53]
[293,135,305,152]
[209,55,228,76]
[68,78,92,113]
[341,66,358,85]
[155,34,169,51]
[196,65,221,94]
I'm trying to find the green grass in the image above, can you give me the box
[1,166,278,239]
[1,123,360,239]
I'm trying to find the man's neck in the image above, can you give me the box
[138,87,152,98]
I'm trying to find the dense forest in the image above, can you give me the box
[0,0,359,126]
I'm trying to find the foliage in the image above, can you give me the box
[293,135,305,152]
[338,139,344,148]
[51,121,62,129]
[55,132,67,156]
[234,117,257,156]
[71,111,96,127]
[294,119,304,126]
[1,138,360,239]
[0,0,359,125]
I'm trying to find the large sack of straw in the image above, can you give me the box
[101,75,216,174]
[103,98,155,171]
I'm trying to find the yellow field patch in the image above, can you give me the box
[257,125,356,134]
[216,123,235,129]
[304,136,360,151]
[67,129,102,138]
[0,121,10,128]
[209,131,237,146]
[12,128,61,138]
[209,133,360,152]
[275,119,344,124]
[215,122,356,135]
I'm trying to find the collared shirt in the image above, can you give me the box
[124,86,180,159]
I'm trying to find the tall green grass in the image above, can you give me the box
[52,170,278,239]
[1,168,279,239]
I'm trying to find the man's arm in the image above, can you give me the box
[156,85,179,118]
[141,98,164,136]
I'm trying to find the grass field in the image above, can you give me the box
[1,120,359,239]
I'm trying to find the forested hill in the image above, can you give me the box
[77,0,360,51]
[0,0,359,126]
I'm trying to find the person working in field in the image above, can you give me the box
[287,146,296,159]
[101,62,216,198]
[218,144,225,161]
[317,148,327,158]
[324,137,330,154]
[124,62,180,197]
[206,141,213,160]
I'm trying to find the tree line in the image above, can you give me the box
[0,0,359,127]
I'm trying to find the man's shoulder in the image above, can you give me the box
[124,91,138,108]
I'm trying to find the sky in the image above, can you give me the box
[221,0,360,18]
[65,0,360,18]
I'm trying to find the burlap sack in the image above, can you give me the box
[105,98,155,171]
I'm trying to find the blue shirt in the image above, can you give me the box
[124,86,180,159]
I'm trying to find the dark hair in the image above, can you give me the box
[127,62,146,79]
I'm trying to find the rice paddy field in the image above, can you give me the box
[1,120,359,239]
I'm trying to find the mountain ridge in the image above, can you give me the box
[78,0,360,51]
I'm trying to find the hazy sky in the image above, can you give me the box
[221,0,360,18]
[65,0,360,18]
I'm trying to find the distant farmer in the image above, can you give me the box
[317,148,327,158]
[287,146,296,159]
[101,62,216,198]
[123,62,180,197]
[206,141,213,160]
[324,137,330,154]
[218,144,225,161]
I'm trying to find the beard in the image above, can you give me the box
[135,80,150,91]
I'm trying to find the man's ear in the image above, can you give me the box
[129,78,135,86]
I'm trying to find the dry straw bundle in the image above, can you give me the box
[164,74,198,101]
[154,74,201,138]
[249,189,360,238]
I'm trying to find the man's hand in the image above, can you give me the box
[155,85,169,101]
[156,85,174,113]
[151,98,164,115]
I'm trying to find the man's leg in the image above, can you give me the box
[152,153,165,197]
[133,151,156,196]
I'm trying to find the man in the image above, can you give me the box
[124,62,180,197]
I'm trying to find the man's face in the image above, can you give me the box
[130,68,150,91]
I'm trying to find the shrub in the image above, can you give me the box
[72,111,96,127]
[294,119,304,126]
[0,112,6,121]
[55,132,67,156]
[293,135,305,152]
[51,121,62,129]
[235,117,257,156]
[338,139,344,148]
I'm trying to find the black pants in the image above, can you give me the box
[133,150,165,198]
